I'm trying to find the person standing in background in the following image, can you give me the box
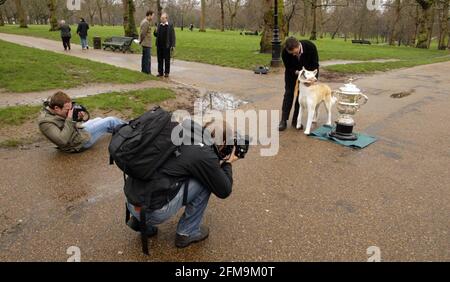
[140,10,154,75]
[76,18,89,50]
[59,20,71,51]
[154,13,176,78]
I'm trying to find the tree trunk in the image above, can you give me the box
[97,0,104,26]
[47,0,58,31]
[416,0,435,48]
[301,0,309,36]
[200,0,206,32]
[220,0,225,31]
[426,3,435,48]
[0,9,4,26]
[157,0,162,22]
[123,0,137,38]
[310,1,317,40]
[14,0,27,28]
[438,0,449,49]
[389,0,402,45]
[260,0,285,53]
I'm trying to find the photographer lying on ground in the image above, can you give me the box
[125,117,248,249]
[38,91,125,153]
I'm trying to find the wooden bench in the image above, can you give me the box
[103,36,134,53]
[352,39,371,45]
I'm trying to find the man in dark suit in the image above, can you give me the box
[154,13,176,78]
[279,37,319,131]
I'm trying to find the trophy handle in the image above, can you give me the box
[358,94,368,106]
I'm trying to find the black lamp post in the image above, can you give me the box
[271,0,282,67]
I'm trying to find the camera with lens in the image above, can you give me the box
[218,134,250,160]
[72,102,90,122]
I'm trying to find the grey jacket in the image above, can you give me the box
[139,19,152,48]
[38,108,90,153]
[60,24,71,38]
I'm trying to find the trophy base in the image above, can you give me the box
[329,123,358,141]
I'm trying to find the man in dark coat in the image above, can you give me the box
[154,13,176,78]
[76,18,89,50]
[279,37,319,131]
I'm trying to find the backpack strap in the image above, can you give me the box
[125,202,130,224]
[182,179,189,206]
[140,205,149,255]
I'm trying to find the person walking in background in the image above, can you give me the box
[139,10,154,75]
[76,18,90,50]
[59,20,71,51]
[154,13,176,78]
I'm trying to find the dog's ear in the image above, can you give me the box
[302,67,306,71]
[313,69,318,75]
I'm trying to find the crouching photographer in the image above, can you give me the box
[38,91,125,152]
[122,115,249,252]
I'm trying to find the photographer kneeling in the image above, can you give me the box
[126,118,246,249]
[38,91,125,152]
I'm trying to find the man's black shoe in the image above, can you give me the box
[157,73,164,77]
[127,216,158,237]
[278,120,287,131]
[164,74,169,78]
[175,226,209,248]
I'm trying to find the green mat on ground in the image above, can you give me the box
[309,125,377,149]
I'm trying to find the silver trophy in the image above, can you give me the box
[329,79,368,141]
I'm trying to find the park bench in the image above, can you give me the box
[103,36,134,53]
[352,39,371,45]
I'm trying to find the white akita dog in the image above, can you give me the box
[294,68,337,135]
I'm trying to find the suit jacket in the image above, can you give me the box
[154,22,176,49]
[282,40,319,82]
[139,19,152,48]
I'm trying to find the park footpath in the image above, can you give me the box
[0,33,449,261]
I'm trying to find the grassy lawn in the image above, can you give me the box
[0,88,175,128]
[1,24,449,73]
[0,39,152,92]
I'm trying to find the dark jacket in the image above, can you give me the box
[60,24,71,38]
[124,120,233,210]
[76,21,89,38]
[282,40,319,81]
[154,22,176,48]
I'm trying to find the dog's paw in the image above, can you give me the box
[296,124,304,130]
[304,130,310,135]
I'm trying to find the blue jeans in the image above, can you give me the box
[80,36,88,49]
[128,178,211,236]
[141,47,151,74]
[82,117,125,149]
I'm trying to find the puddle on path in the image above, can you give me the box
[194,91,248,114]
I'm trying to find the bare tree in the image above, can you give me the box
[284,0,300,37]
[14,0,27,28]
[220,0,224,31]
[416,0,435,48]
[123,0,137,37]
[0,0,7,26]
[47,0,58,31]
[225,0,240,30]
[437,0,449,49]
[260,0,284,53]
[200,0,206,31]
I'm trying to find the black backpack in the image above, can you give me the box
[109,106,185,255]
[109,106,178,181]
